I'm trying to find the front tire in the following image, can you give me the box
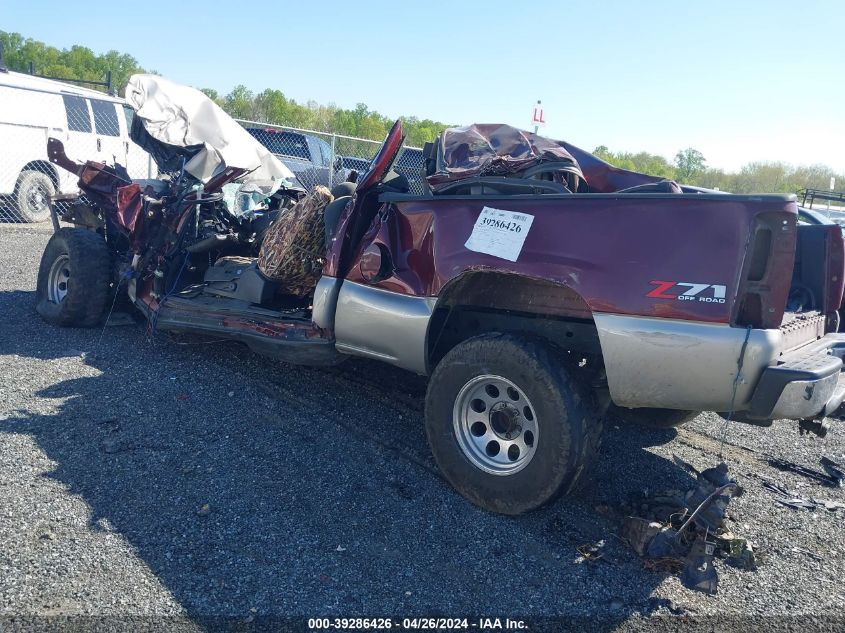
[15,170,55,223]
[36,228,111,327]
[425,333,602,515]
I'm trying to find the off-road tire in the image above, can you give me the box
[609,405,699,429]
[425,333,602,515]
[36,228,111,327]
[15,170,55,223]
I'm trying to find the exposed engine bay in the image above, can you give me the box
[49,139,309,311]
[46,74,333,318]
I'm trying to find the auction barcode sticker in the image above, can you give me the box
[464,207,534,262]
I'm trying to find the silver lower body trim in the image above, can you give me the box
[593,313,782,412]
[312,275,342,332]
[334,281,435,374]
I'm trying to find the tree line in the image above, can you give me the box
[592,146,842,195]
[1,31,840,195]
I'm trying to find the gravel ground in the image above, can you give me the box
[0,223,843,631]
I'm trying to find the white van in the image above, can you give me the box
[0,70,151,222]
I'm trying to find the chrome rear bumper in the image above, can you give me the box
[747,334,845,420]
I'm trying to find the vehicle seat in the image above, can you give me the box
[616,180,683,194]
[324,196,351,248]
[257,185,333,297]
[331,182,356,198]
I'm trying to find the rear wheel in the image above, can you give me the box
[36,228,111,327]
[15,170,55,223]
[610,405,699,429]
[425,333,602,515]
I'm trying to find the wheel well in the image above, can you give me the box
[426,272,602,371]
[18,161,60,189]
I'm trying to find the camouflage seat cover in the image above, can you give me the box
[257,186,334,297]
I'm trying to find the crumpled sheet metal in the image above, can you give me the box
[622,461,751,594]
[125,74,295,192]
[622,517,664,557]
[427,123,683,194]
[681,536,719,595]
[427,123,584,187]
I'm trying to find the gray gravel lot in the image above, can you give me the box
[0,223,844,630]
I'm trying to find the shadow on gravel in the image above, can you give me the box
[0,288,697,626]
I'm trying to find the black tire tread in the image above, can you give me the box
[36,228,111,327]
[425,332,602,514]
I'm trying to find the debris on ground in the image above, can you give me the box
[820,456,844,486]
[767,456,842,487]
[798,417,831,438]
[575,540,608,563]
[641,557,684,574]
[792,547,824,562]
[620,458,751,595]
[717,532,756,570]
[758,477,845,511]
[681,535,719,594]
[621,517,663,557]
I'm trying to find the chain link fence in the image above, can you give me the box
[235,120,426,196]
[0,83,426,223]
[0,82,154,223]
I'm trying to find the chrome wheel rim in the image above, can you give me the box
[27,183,49,213]
[453,374,538,476]
[47,254,71,304]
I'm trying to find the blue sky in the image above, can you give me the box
[3,0,843,171]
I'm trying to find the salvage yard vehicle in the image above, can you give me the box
[245,126,344,190]
[0,69,150,222]
[36,75,845,515]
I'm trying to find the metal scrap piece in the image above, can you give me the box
[681,536,719,595]
[820,456,844,487]
[810,498,845,511]
[760,479,793,497]
[775,496,818,511]
[575,540,607,563]
[622,517,664,557]
[684,463,740,532]
[767,456,840,487]
[647,526,687,558]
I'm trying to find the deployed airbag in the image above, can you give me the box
[124,74,296,192]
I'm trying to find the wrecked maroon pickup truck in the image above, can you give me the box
[36,75,845,514]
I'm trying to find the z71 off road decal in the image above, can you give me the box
[465,207,534,262]
[646,280,727,304]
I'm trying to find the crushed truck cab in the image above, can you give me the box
[37,81,845,514]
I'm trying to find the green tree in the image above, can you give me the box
[674,148,706,182]
[0,31,144,94]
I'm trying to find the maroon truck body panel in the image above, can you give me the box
[343,193,799,325]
